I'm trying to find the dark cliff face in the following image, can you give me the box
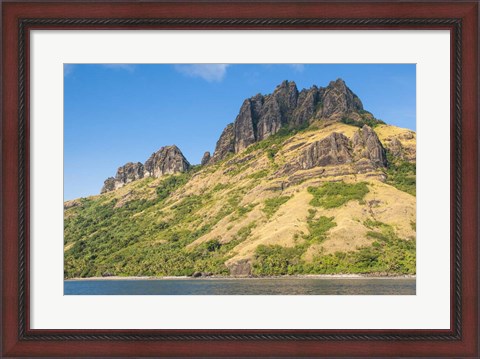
[201,151,211,166]
[297,125,387,174]
[299,132,353,169]
[144,145,190,178]
[101,79,379,194]
[233,81,301,152]
[210,123,235,164]
[101,177,116,194]
[101,145,190,193]
[212,78,368,161]
[116,162,144,184]
[351,125,387,167]
[101,162,144,193]
[321,79,364,118]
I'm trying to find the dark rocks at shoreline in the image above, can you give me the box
[191,271,213,278]
[226,259,252,276]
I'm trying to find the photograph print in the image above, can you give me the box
[63,64,416,295]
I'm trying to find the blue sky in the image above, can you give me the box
[64,64,416,200]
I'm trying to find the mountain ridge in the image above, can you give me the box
[208,78,381,164]
[65,79,416,279]
[101,79,386,193]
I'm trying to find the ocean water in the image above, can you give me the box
[64,277,415,295]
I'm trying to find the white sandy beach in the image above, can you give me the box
[65,274,416,281]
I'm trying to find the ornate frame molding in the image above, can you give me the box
[17,17,463,342]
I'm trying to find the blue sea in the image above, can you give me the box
[64,277,415,295]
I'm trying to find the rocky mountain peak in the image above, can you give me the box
[116,162,144,182]
[210,79,374,162]
[321,78,363,118]
[100,79,382,193]
[144,145,190,178]
[327,78,347,90]
[274,80,298,94]
[273,80,299,113]
[101,145,190,193]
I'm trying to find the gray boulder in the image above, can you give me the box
[144,145,190,178]
[227,259,252,276]
[351,125,387,167]
[114,162,144,188]
[201,151,211,166]
[300,132,353,169]
[101,177,116,194]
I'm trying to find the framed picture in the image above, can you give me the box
[2,1,478,357]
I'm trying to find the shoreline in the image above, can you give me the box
[65,274,416,281]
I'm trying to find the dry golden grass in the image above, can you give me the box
[375,124,416,160]
[65,122,416,272]
[303,179,415,258]
[64,243,74,252]
[225,190,312,264]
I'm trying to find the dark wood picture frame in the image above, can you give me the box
[1,1,478,357]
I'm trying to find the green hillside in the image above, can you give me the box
[64,121,416,278]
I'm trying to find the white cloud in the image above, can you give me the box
[64,64,135,77]
[101,64,135,72]
[289,64,305,72]
[64,64,75,77]
[174,64,230,82]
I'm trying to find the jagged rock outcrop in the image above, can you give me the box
[291,86,320,126]
[116,162,144,186]
[201,151,211,166]
[352,125,387,167]
[321,78,363,118]
[100,145,190,193]
[299,132,352,169]
[385,137,404,159]
[295,125,387,175]
[144,145,190,178]
[233,81,303,152]
[101,177,116,194]
[233,98,262,152]
[252,81,299,146]
[210,123,235,163]
[212,78,370,161]
[377,128,416,162]
[101,162,145,193]
[99,80,384,194]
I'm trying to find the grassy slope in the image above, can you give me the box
[64,122,416,278]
